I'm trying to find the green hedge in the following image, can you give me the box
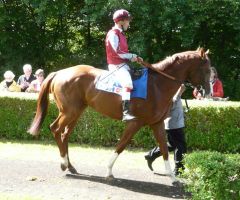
[0,93,154,148]
[183,151,240,200]
[184,100,240,153]
[0,93,239,152]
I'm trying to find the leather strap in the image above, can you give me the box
[137,59,183,84]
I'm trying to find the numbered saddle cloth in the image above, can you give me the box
[95,68,148,99]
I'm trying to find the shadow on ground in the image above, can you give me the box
[66,173,190,199]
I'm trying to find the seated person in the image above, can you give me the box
[0,71,21,92]
[17,64,36,92]
[27,69,45,93]
[193,67,228,101]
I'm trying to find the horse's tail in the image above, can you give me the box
[28,72,56,136]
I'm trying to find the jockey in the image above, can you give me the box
[105,9,143,121]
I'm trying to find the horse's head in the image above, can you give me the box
[178,48,211,96]
[140,48,211,96]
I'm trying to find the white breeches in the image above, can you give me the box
[108,64,133,101]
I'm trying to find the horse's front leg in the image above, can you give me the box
[150,122,177,182]
[106,121,142,179]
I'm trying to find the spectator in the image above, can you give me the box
[209,67,224,97]
[17,64,36,92]
[27,69,45,93]
[145,84,187,176]
[0,71,21,92]
[193,67,227,100]
[193,86,205,100]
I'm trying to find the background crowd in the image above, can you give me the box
[0,63,228,101]
[0,64,44,93]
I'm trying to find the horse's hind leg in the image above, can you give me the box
[50,108,84,173]
[60,118,79,174]
[106,121,142,179]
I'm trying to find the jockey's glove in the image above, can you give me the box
[130,54,138,62]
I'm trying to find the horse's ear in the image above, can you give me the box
[196,47,201,51]
[205,49,210,55]
[198,48,205,58]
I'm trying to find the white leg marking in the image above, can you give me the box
[61,154,69,168]
[106,152,119,177]
[164,160,177,182]
[164,160,173,175]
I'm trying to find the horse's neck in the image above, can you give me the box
[150,60,191,103]
[149,70,181,102]
[164,62,189,83]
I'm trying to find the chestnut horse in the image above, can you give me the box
[29,48,211,181]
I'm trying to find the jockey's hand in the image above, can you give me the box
[130,54,138,62]
[131,55,143,63]
[136,56,143,63]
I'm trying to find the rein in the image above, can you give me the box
[138,59,193,114]
[137,59,183,84]
[137,59,198,90]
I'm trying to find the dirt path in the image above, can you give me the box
[0,142,189,200]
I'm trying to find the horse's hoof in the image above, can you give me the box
[61,163,67,171]
[172,180,183,187]
[105,175,114,181]
[68,166,78,174]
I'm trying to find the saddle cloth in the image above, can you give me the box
[95,68,148,99]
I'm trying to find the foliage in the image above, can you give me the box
[0,0,239,99]
[0,94,239,153]
[182,151,240,200]
[0,95,154,147]
[185,103,240,153]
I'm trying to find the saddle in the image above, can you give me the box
[95,68,148,99]
[130,67,145,80]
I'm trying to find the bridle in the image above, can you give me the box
[137,59,206,109]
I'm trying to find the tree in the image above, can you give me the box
[0,0,239,99]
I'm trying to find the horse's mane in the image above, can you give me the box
[151,48,209,72]
[151,55,179,71]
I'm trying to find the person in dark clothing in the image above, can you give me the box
[17,64,36,92]
[145,84,187,175]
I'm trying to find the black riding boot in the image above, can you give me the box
[144,147,162,171]
[122,100,136,121]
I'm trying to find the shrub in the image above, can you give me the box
[0,93,239,152]
[182,151,240,200]
[0,94,155,148]
[185,103,240,153]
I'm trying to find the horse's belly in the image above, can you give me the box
[87,90,122,120]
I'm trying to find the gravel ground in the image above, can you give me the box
[0,141,189,200]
